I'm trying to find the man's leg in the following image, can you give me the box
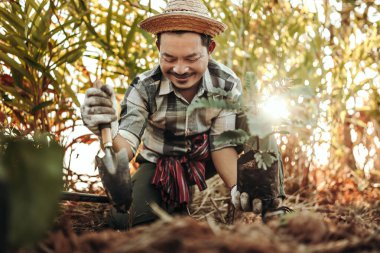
[108,157,161,229]
[109,156,222,229]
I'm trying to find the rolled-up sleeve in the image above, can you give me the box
[209,109,236,151]
[209,78,242,151]
[118,85,149,154]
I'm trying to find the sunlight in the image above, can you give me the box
[140,0,166,10]
[262,96,290,122]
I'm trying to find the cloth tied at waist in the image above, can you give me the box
[152,133,209,207]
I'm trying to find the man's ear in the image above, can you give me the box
[208,40,216,55]
[156,40,160,51]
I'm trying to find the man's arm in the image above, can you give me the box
[112,134,135,161]
[211,147,238,189]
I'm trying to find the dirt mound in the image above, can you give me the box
[280,212,329,243]
[39,217,292,253]
[32,204,380,253]
[14,179,380,253]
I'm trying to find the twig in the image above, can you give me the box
[38,243,54,253]
[210,197,226,223]
[148,202,173,222]
[192,190,211,215]
[198,210,217,220]
[226,201,235,225]
[206,215,221,235]
[211,197,231,201]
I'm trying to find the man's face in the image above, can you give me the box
[157,32,214,91]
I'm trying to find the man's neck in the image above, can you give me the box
[177,82,201,103]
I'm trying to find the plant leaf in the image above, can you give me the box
[213,129,250,146]
[187,97,241,115]
[106,0,113,44]
[30,100,53,114]
[247,113,275,139]
[0,51,35,82]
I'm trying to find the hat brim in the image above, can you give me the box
[139,12,227,38]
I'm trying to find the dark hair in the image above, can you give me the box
[156,31,212,48]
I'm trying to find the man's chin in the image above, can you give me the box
[171,77,203,89]
[172,80,197,90]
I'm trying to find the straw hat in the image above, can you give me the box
[139,0,227,37]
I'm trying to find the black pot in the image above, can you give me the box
[237,150,280,202]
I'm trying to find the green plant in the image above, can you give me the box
[0,130,64,249]
[0,0,86,134]
[190,72,316,169]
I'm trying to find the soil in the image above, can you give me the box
[13,177,380,253]
[237,150,281,213]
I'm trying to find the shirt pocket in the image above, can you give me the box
[197,107,222,127]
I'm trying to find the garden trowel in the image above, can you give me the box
[94,80,132,213]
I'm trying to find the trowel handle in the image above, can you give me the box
[99,123,113,147]
[93,80,113,147]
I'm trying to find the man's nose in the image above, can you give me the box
[172,63,189,74]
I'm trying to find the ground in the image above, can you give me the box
[17,176,380,253]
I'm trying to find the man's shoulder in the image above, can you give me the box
[130,65,162,89]
[207,59,241,93]
[208,59,239,82]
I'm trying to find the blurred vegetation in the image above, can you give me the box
[0,131,64,249]
[0,0,379,193]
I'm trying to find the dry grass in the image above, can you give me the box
[27,171,380,253]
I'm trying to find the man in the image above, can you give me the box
[81,0,284,228]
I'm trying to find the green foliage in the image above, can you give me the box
[187,86,243,114]
[70,0,159,92]
[208,71,315,169]
[0,131,64,248]
[0,0,378,182]
[213,129,250,147]
[187,96,241,115]
[0,0,85,133]
[254,151,277,171]
[0,0,160,135]
[207,0,379,176]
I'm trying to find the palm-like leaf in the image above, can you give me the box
[0,0,85,133]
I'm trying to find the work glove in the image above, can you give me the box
[80,80,119,139]
[230,185,283,213]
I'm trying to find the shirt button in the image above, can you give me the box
[186,139,191,152]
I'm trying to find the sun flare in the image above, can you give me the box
[262,96,290,121]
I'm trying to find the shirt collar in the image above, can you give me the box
[159,74,173,96]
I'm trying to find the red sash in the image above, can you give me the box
[152,133,209,207]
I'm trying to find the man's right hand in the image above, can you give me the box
[80,81,119,139]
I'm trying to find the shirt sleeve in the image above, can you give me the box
[209,78,242,151]
[209,110,237,151]
[118,84,149,154]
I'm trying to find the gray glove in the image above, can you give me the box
[80,80,119,139]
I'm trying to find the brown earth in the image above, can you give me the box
[15,177,380,253]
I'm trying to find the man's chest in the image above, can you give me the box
[148,92,221,135]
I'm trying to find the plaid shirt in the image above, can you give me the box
[118,59,241,163]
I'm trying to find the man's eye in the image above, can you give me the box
[165,58,176,62]
[187,58,200,62]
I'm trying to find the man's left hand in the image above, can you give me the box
[230,185,282,213]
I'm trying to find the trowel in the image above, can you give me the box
[93,80,133,213]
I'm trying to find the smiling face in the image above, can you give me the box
[157,32,215,93]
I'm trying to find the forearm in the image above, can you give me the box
[112,134,135,161]
[211,147,238,189]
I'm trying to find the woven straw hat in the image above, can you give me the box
[139,0,227,37]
